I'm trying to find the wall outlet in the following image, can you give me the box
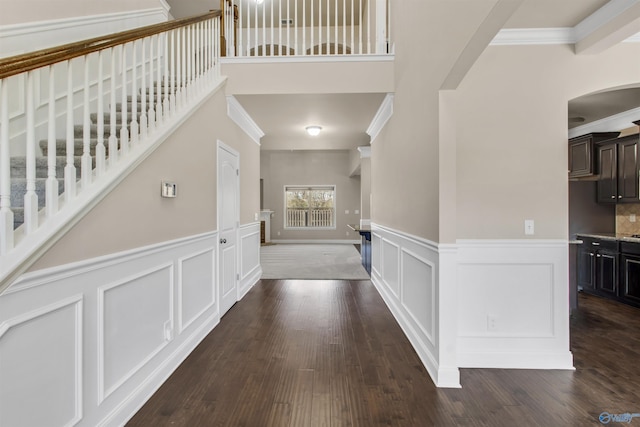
[254,212,259,221]
[355,209,360,215]
[164,321,173,341]
[524,219,534,235]
[631,214,637,223]
[487,315,497,331]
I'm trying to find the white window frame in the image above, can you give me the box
[283,185,337,230]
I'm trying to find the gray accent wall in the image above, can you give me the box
[261,150,361,241]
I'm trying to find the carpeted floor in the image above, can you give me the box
[260,244,370,280]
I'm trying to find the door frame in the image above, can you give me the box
[217,140,240,316]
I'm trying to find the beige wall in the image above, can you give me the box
[360,157,371,221]
[454,43,640,240]
[29,87,259,271]
[261,150,361,241]
[165,0,215,19]
[0,0,164,25]
[371,0,500,242]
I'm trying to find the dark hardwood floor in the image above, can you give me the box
[127,281,640,426]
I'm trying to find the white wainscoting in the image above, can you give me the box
[239,222,262,299]
[456,240,574,370]
[0,227,261,426]
[370,223,460,388]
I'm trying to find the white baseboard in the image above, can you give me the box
[270,239,361,245]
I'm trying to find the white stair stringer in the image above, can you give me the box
[0,75,228,295]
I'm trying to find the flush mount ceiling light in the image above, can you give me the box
[305,126,322,136]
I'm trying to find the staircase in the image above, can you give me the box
[8,92,155,229]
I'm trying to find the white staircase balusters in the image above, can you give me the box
[108,47,118,166]
[163,33,170,121]
[169,30,176,117]
[176,29,183,110]
[130,40,139,147]
[65,60,77,202]
[120,44,130,155]
[0,79,13,254]
[96,51,106,177]
[311,0,314,56]
[147,35,156,133]
[140,38,148,141]
[82,56,92,188]
[46,66,59,217]
[24,71,38,233]
[156,34,163,127]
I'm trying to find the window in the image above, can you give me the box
[284,185,336,229]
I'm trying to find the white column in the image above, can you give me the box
[46,65,59,216]
[0,78,13,253]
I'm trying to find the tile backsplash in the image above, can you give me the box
[616,204,640,235]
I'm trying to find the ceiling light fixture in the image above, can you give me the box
[306,126,322,136]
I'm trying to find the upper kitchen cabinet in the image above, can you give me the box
[569,132,620,179]
[597,134,640,203]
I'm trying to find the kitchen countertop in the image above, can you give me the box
[576,233,640,243]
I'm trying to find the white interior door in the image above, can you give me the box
[218,142,239,317]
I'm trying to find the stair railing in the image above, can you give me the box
[0,11,223,291]
[222,0,391,58]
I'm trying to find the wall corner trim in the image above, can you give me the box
[226,96,265,145]
[366,93,394,144]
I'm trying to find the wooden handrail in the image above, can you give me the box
[0,10,222,80]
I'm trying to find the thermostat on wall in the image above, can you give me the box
[161,181,177,198]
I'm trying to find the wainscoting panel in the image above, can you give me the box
[99,264,174,402]
[0,296,82,427]
[178,248,216,333]
[0,229,261,426]
[239,223,262,299]
[370,223,460,388]
[456,240,574,370]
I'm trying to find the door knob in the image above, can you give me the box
[220,238,227,244]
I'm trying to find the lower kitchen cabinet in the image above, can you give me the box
[620,241,640,308]
[577,236,618,296]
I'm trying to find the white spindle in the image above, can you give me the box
[199,22,204,86]
[270,0,274,56]
[351,0,354,55]
[367,0,371,54]
[326,0,330,54]
[148,36,156,133]
[108,48,119,166]
[186,27,192,96]
[278,0,282,55]
[317,0,321,55]
[302,0,306,55]
[164,32,170,116]
[181,27,187,105]
[46,67,59,217]
[140,38,148,141]
[24,71,38,233]
[82,56,92,187]
[335,0,338,54]
[294,0,298,55]
[96,52,106,176]
[156,35,163,125]
[176,30,183,109]
[170,30,176,114]
[359,0,363,54]
[246,0,251,56]
[343,0,347,54]
[239,0,243,56]
[286,0,290,55]
[215,18,221,79]
[262,2,266,57]
[0,78,13,253]
[65,60,77,202]
[311,0,314,55]
[131,40,139,145]
[388,0,392,53]
[254,1,258,56]
[120,44,129,155]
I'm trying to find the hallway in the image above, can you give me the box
[128,281,640,426]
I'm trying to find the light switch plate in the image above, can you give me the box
[161,181,177,198]
[524,219,534,235]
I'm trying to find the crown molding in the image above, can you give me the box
[226,96,264,145]
[490,28,575,45]
[568,107,640,139]
[367,93,394,144]
[357,146,371,158]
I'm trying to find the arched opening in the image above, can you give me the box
[306,43,352,55]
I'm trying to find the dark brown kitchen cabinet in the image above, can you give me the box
[619,241,640,308]
[577,236,619,297]
[568,132,620,178]
[596,134,640,203]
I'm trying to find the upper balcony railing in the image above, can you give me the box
[0,11,223,291]
[220,0,392,58]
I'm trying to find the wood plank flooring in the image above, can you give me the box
[127,281,640,426]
